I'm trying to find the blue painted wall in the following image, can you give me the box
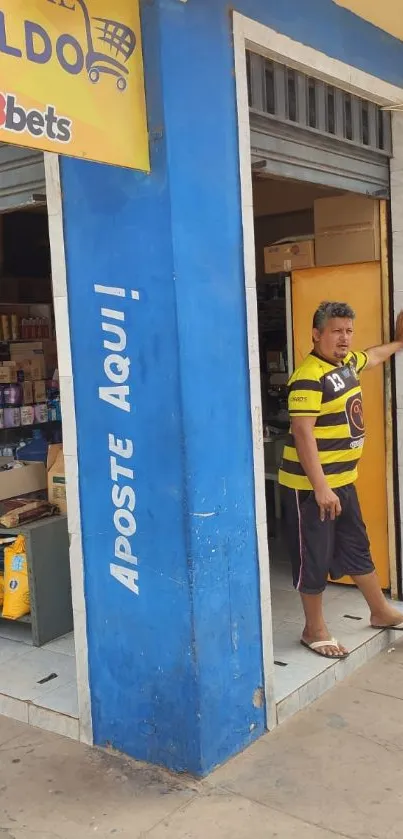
[60,0,403,775]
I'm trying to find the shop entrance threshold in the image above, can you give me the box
[0,621,79,740]
[271,547,402,725]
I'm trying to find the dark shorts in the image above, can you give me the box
[282,484,375,595]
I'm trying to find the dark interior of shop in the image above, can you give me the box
[253,174,342,538]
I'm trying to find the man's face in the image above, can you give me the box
[313,317,354,364]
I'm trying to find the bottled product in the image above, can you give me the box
[1,316,10,342]
[11,315,19,341]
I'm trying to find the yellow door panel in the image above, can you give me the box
[291,262,389,588]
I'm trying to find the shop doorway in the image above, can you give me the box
[253,172,396,712]
[0,156,79,738]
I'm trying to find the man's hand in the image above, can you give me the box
[395,310,403,346]
[365,311,403,369]
[314,485,342,522]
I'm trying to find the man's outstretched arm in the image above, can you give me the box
[365,310,403,370]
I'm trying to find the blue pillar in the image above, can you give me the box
[60,0,264,776]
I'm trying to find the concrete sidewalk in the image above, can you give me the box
[1,639,403,839]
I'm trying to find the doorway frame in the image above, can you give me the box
[233,11,403,729]
[43,153,92,745]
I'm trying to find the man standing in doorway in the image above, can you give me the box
[279,301,403,658]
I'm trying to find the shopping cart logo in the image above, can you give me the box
[88,16,136,91]
[51,0,137,92]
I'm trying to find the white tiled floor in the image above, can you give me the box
[0,619,78,738]
[0,540,399,742]
[270,536,403,724]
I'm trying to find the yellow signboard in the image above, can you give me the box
[334,0,403,41]
[0,0,150,170]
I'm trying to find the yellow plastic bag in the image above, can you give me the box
[0,573,4,607]
[3,535,30,620]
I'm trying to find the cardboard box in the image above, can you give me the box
[11,341,57,376]
[22,380,33,404]
[10,340,56,357]
[33,380,46,403]
[47,444,67,515]
[31,357,46,381]
[16,357,46,382]
[314,195,380,267]
[0,460,47,502]
[264,240,315,274]
[20,406,35,426]
[0,364,17,384]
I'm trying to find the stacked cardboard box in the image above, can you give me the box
[314,194,380,267]
[263,196,380,275]
[264,239,315,274]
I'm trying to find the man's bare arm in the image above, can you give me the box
[365,310,403,370]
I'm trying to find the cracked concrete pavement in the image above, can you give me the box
[1,638,403,838]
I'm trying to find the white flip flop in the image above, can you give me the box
[301,637,349,660]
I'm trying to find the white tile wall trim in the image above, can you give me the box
[44,153,93,746]
[233,11,403,728]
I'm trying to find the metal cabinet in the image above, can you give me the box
[0,515,73,646]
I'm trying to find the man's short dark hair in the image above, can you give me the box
[313,301,356,332]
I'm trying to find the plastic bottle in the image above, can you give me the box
[16,429,47,463]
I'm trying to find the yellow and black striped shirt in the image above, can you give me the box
[278,350,368,491]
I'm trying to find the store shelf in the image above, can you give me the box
[1,420,61,432]
[0,339,51,344]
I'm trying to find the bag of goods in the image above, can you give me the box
[0,500,55,528]
[3,535,30,620]
[0,536,14,608]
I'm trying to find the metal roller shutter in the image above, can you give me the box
[247,52,391,198]
[0,144,46,213]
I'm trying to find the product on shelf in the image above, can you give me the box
[1,315,10,342]
[2,535,30,619]
[20,406,35,426]
[20,318,50,340]
[11,314,19,341]
[47,444,66,514]
[0,364,18,384]
[3,384,23,408]
[33,380,46,403]
[48,398,61,422]
[4,408,20,428]
[34,404,48,424]
[0,499,55,528]
[22,381,33,404]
